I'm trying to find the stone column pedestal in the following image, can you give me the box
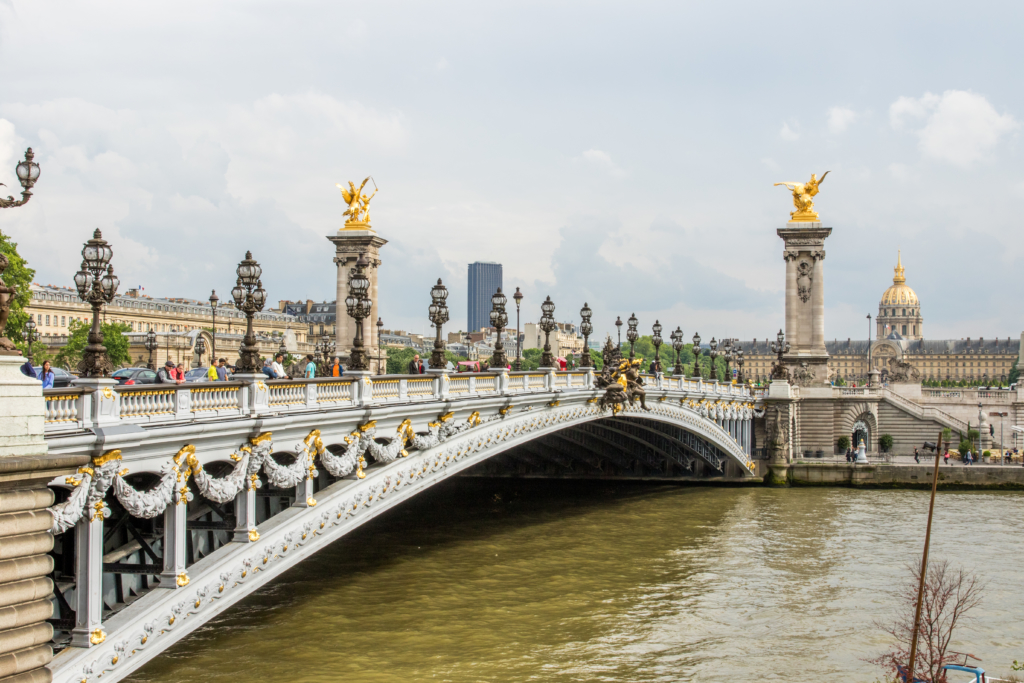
[0,355,88,671]
[778,223,832,385]
[327,229,388,374]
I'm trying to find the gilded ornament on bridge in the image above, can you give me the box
[336,177,378,230]
[774,171,829,222]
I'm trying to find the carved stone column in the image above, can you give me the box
[778,224,832,385]
[328,229,387,373]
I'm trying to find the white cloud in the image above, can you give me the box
[889,90,1017,167]
[580,149,625,177]
[778,122,799,141]
[827,106,858,134]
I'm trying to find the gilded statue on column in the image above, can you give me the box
[336,177,378,230]
[775,171,829,222]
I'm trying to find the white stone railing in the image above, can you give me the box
[42,370,756,433]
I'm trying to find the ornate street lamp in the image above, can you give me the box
[230,251,266,374]
[145,328,158,370]
[651,320,663,373]
[539,296,556,368]
[23,318,36,366]
[615,316,623,350]
[626,313,639,360]
[489,287,508,368]
[73,229,120,377]
[513,287,523,371]
[579,302,593,368]
[770,328,790,379]
[691,331,702,378]
[671,326,684,376]
[278,333,287,359]
[735,345,745,384]
[209,290,219,362]
[195,335,206,368]
[427,278,449,369]
[376,317,385,375]
[345,255,373,371]
[722,338,733,382]
[0,148,41,209]
[709,337,719,380]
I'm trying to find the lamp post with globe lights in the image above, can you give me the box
[427,278,450,370]
[145,329,158,370]
[539,296,556,368]
[513,287,524,370]
[579,303,593,368]
[735,345,745,384]
[0,148,40,209]
[230,251,267,374]
[770,329,791,380]
[23,318,36,366]
[344,255,373,371]
[194,335,206,369]
[209,290,219,362]
[626,313,638,360]
[73,229,120,377]
[709,337,719,381]
[376,317,385,375]
[722,338,733,382]
[671,327,685,376]
[691,331,702,379]
[651,320,663,374]
[615,316,623,351]
[489,288,508,368]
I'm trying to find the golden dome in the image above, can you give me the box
[880,250,919,306]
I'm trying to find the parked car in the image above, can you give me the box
[34,366,75,388]
[112,367,158,386]
[184,367,209,383]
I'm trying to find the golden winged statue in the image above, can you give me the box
[774,171,829,222]
[336,177,378,228]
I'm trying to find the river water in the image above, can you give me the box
[126,481,1024,683]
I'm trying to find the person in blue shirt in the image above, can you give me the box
[36,360,54,389]
[304,354,316,378]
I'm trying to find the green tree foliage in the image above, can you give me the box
[1009,357,1019,386]
[385,346,460,374]
[837,435,850,451]
[0,230,36,348]
[957,439,972,456]
[55,320,132,370]
[878,433,894,453]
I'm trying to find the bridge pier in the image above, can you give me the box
[160,497,188,590]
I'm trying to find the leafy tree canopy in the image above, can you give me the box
[55,320,132,371]
[0,230,36,347]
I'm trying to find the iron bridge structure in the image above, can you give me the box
[40,368,763,683]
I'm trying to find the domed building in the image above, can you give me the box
[876,251,922,340]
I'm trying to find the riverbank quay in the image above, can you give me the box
[785,461,1024,489]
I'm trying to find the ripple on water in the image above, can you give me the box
[124,482,1024,683]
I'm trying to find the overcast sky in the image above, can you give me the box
[0,1,1021,342]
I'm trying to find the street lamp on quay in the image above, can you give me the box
[539,296,556,368]
[427,278,450,369]
[489,287,508,368]
[23,318,36,366]
[579,303,593,368]
[345,255,373,371]
[230,251,267,374]
[73,229,120,377]
[377,317,384,375]
[709,337,719,381]
[209,290,219,362]
[671,327,684,376]
[691,331,702,379]
[0,148,41,209]
[626,313,638,360]
[615,316,623,351]
[513,287,523,371]
[145,328,158,370]
[194,335,206,369]
[651,320,663,373]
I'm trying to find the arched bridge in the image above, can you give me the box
[40,369,763,683]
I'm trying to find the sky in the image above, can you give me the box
[0,0,1021,342]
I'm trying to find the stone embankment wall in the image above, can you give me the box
[789,462,1024,489]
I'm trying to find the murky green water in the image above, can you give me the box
[126,482,1024,682]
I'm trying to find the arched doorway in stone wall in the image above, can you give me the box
[852,419,870,453]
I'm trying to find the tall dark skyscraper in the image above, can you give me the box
[467,262,502,333]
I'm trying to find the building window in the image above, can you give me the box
[902,308,906,316]
[45,315,50,326]
[61,316,66,326]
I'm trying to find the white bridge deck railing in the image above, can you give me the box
[42,370,754,433]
